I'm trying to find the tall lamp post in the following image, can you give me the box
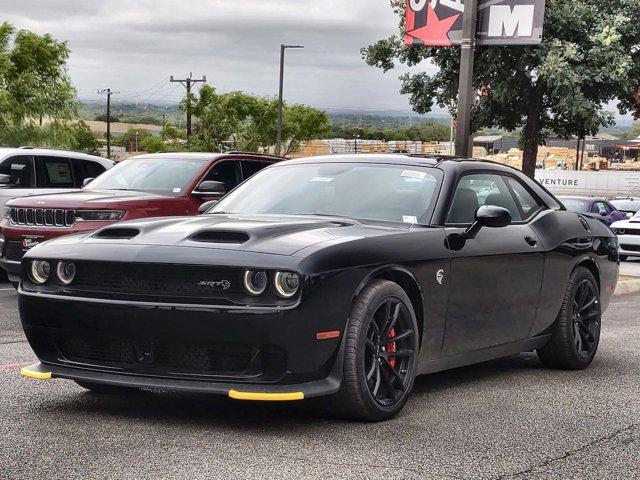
[276,44,304,157]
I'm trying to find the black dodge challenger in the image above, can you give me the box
[19,155,620,421]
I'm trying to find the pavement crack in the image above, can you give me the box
[494,423,640,479]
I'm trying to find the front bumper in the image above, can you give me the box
[18,288,349,399]
[618,234,640,257]
[0,257,21,282]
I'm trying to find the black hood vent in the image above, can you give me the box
[190,230,250,244]
[94,228,140,240]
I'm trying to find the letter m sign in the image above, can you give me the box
[477,1,546,46]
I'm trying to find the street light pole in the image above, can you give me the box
[454,0,479,158]
[276,44,304,157]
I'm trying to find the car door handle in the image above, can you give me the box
[525,236,538,247]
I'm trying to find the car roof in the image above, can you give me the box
[277,154,466,167]
[0,147,112,166]
[131,152,283,162]
[558,196,604,202]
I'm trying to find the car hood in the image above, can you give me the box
[80,214,410,256]
[6,189,170,208]
[611,218,640,229]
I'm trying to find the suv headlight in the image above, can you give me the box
[274,272,300,299]
[75,210,125,222]
[29,260,51,285]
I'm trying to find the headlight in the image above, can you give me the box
[56,261,76,285]
[75,210,125,222]
[274,271,300,299]
[29,260,51,284]
[243,270,268,296]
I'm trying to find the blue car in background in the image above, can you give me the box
[558,196,628,226]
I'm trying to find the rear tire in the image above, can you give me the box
[331,280,419,422]
[537,267,601,370]
[75,381,139,395]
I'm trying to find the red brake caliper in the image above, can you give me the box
[388,328,397,368]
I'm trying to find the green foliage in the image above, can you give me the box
[332,118,450,142]
[634,121,640,138]
[141,136,168,153]
[161,124,187,141]
[0,21,77,131]
[94,113,120,123]
[0,120,100,154]
[363,0,640,176]
[186,85,331,153]
[116,128,152,151]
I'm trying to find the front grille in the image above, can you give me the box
[56,334,258,376]
[9,207,74,227]
[620,244,640,252]
[2,241,24,261]
[71,262,245,300]
[619,229,640,236]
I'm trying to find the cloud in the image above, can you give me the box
[4,0,437,111]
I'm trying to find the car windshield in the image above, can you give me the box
[209,162,441,223]
[611,200,640,213]
[86,157,207,195]
[561,198,591,213]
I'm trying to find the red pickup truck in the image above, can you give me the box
[0,152,281,285]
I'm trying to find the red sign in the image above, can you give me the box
[404,1,461,46]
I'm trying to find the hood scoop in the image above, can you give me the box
[94,228,140,240]
[189,230,251,244]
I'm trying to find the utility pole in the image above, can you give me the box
[454,0,479,158]
[276,44,304,156]
[170,73,206,138]
[97,88,118,159]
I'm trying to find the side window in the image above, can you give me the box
[242,160,270,180]
[447,173,522,224]
[72,159,107,186]
[36,156,75,188]
[0,155,35,188]
[201,161,241,193]
[505,177,544,220]
[592,202,609,215]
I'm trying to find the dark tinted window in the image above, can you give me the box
[505,177,544,220]
[0,155,35,188]
[36,156,75,188]
[242,160,270,180]
[73,159,107,185]
[592,202,611,215]
[202,161,241,193]
[448,173,521,224]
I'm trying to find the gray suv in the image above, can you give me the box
[0,147,114,216]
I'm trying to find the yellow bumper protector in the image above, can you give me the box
[228,390,304,401]
[20,367,52,380]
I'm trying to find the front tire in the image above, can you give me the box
[331,280,419,422]
[537,267,601,370]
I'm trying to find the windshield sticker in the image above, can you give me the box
[403,215,418,224]
[311,177,334,183]
[173,187,182,193]
[401,170,427,180]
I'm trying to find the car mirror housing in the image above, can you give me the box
[198,200,218,214]
[82,177,94,188]
[194,180,226,195]
[0,174,13,185]
[465,206,512,240]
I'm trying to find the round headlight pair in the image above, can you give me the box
[613,228,626,236]
[29,260,75,285]
[242,270,300,299]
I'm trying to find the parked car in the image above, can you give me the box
[558,196,627,226]
[610,197,640,217]
[0,152,281,285]
[0,147,113,217]
[18,155,619,421]
[611,210,640,261]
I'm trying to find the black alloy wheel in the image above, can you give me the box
[331,280,419,421]
[537,266,601,370]
[364,298,417,407]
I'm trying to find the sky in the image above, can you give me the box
[2,0,433,112]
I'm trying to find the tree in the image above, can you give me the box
[116,128,152,151]
[0,22,77,131]
[94,113,120,123]
[363,1,640,177]
[141,136,169,153]
[280,104,331,155]
[634,121,640,139]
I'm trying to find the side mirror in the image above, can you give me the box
[198,200,218,214]
[0,174,13,185]
[465,206,512,239]
[82,177,94,187]
[195,180,226,195]
[627,212,634,219]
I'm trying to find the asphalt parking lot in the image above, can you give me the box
[0,281,638,480]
